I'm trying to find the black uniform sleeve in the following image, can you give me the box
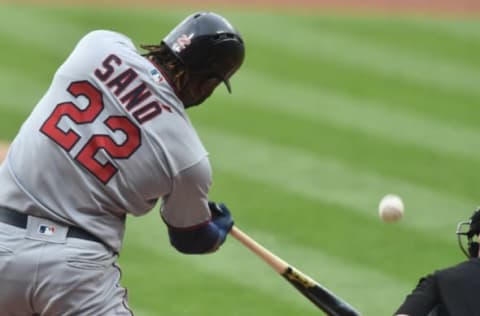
[395,274,440,316]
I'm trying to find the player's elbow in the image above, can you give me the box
[167,222,221,254]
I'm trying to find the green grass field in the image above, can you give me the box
[1,4,480,315]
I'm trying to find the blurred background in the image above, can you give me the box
[0,0,479,315]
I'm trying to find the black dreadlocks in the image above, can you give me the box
[140,43,188,92]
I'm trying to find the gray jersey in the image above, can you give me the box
[0,30,212,252]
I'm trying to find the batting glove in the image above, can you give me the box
[208,201,234,234]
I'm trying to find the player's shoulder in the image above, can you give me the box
[177,156,212,182]
[77,30,135,50]
[145,114,209,175]
[435,259,479,278]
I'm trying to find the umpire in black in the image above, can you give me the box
[395,209,480,316]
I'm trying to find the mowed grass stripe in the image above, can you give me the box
[122,212,413,316]
[31,5,186,44]
[227,68,480,160]
[0,6,86,57]
[128,309,156,316]
[396,17,480,44]
[192,98,478,201]
[238,14,480,97]
[198,126,475,235]
[0,66,49,111]
[246,43,480,130]
[239,18,480,127]
[292,15,480,67]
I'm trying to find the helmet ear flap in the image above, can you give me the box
[468,238,479,258]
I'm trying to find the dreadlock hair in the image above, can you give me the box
[140,43,188,91]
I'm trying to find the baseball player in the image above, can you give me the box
[395,209,480,316]
[0,12,244,315]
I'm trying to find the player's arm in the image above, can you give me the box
[394,274,440,316]
[161,157,233,254]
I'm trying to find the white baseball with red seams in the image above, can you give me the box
[379,194,404,223]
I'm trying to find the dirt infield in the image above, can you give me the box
[119,0,480,15]
[6,0,480,15]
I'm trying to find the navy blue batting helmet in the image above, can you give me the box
[162,12,245,93]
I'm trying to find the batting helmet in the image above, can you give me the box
[162,12,245,94]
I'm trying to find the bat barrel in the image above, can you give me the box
[283,267,361,316]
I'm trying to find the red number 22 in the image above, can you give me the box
[40,81,141,184]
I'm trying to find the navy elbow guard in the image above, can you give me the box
[167,202,234,254]
[167,222,221,254]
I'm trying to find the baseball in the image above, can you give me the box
[378,194,404,223]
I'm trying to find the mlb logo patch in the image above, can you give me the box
[38,224,56,236]
[150,68,164,84]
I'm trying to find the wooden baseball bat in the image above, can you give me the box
[230,226,361,316]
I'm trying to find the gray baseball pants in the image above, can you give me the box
[0,216,133,315]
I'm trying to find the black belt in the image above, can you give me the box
[0,207,104,244]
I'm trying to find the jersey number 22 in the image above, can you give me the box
[40,80,141,184]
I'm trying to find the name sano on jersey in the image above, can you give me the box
[94,54,173,125]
